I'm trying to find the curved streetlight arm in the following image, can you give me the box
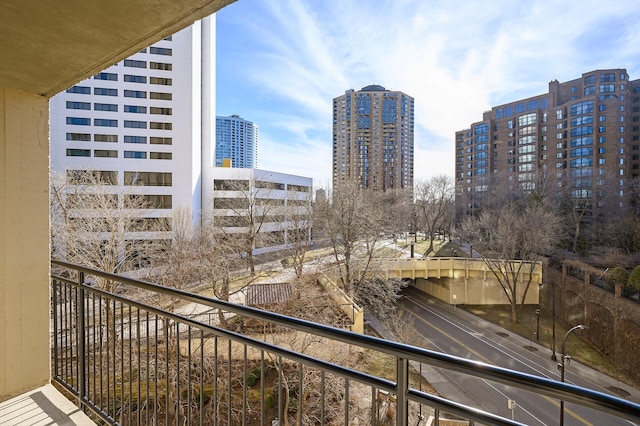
[559,324,586,426]
[561,325,587,359]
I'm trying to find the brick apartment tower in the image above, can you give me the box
[455,68,640,220]
[332,85,414,193]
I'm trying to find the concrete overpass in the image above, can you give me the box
[379,257,542,306]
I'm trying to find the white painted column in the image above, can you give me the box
[0,88,50,400]
[200,15,216,223]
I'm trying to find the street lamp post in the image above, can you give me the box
[558,324,587,426]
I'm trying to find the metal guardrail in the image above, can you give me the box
[51,260,640,426]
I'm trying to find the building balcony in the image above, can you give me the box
[3,260,636,425]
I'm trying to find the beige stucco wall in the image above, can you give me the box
[0,88,50,400]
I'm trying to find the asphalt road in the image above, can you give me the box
[393,286,640,426]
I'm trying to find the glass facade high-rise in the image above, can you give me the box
[455,68,640,220]
[332,85,414,193]
[215,114,258,168]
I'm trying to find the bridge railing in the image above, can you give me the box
[51,260,639,426]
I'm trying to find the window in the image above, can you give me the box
[94,88,117,96]
[150,62,172,71]
[94,119,117,127]
[599,115,606,122]
[584,75,596,84]
[150,77,172,85]
[600,73,615,82]
[94,134,117,142]
[150,122,172,130]
[150,137,172,145]
[124,136,147,144]
[599,148,606,154]
[66,148,90,157]
[94,103,118,112]
[518,113,536,126]
[150,92,172,100]
[94,149,118,158]
[571,101,593,116]
[571,148,593,157]
[66,133,90,141]
[570,126,593,137]
[600,84,615,93]
[124,90,147,98]
[556,110,563,119]
[124,151,147,159]
[474,123,489,135]
[124,171,172,186]
[66,170,117,185]
[124,74,147,83]
[599,126,606,133]
[66,117,90,125]
[66,85,90,94]
[124,120,147,129]
[599,105,607,111]
[66,101,90,110]
[125,194,171,209]
[584,86,596,95]
[94,72,117,81]
[150,107,172,115]
[571,158,593,167]
[124,105,147,113]
[571,137,592,147]
[124,59,147,68]
[150,152,172,159]
[149,47,172,56]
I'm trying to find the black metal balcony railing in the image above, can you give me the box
[51,260,640,426]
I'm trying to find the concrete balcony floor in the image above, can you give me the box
[0,384,94,425]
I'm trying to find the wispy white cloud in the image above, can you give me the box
[217,0,640,186]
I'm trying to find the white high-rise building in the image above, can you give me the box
[215,114,258,168]
[50,17,216,235]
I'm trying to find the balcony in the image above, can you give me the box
[42,260,640,425]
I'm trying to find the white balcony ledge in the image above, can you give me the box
[0,384,94,426]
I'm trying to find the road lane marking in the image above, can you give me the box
[399,296,594,426]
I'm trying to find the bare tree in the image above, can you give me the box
[378,188,413,239]
[460,198,560,323]
[280,187,313,279]
[315,182,403,313]
[415,175,454,253]
[212,176,280,275]
[50,170,164,291]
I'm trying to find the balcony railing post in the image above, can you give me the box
[397,357,408,426]
[76,271,86,409]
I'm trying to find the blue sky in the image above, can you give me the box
[216,0,640,187]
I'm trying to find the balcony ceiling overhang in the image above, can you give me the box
[0,0,235,98]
